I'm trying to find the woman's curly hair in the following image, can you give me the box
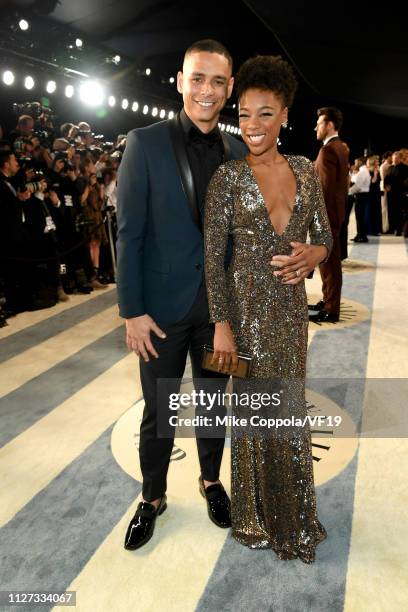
[235,55,298,108]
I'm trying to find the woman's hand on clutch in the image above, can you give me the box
[270,241,328,285]
[212,322,239,372]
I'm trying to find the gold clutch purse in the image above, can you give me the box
[201,344,253,378]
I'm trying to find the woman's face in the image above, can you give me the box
[239,88,287,156]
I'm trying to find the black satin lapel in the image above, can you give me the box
[168,113,201,231]
[222,133,232,161]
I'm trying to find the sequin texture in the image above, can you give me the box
[204,155,333,563]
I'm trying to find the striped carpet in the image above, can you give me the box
[0,231,407,612]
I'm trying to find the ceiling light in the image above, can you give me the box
[2,70,15,86]
[132,101,139,112]
[46,80,56,94]
[108,95,116,107]
[159,109,166,118]
[18,19,29,31]
[152,107,158,117]
[79,81,104,106]
[113,55,121,63]
[75,38,83,48]
[145,68,151,76]
[226,125,230,132]
[65,84,74,98]
[220,124,225,131]
[24,76,34,90]
[169,77,175,84]
[121,98,129,109]
[168,110,174,119]
[143,105,149,115]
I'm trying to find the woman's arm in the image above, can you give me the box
[204,164,238,370]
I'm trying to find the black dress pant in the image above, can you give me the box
[340,195,355,260]
[139,282,228,501]
[354,192,369,239]
[319,233,342,316]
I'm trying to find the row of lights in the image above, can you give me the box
[1,70,240,133]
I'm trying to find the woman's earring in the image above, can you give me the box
[281,121,288,129]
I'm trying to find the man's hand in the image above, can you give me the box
[270,241,328,285]
[17,188,31,201]
[212,322,238,372]
[126,314,166,362]
[48,190,60,206]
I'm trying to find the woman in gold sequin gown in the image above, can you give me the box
[204,56,333,563]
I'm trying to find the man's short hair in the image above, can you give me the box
[53,138,70,151]
[0,149,14,169]
[60,122,73,137]
[17,114,34,127]
[317,107,343,131]
[184,39,233,71]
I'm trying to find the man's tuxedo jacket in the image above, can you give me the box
[315,137,349,236]
[116,119,246,324]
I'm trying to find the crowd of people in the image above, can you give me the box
[0,107,123,327]
[344,149,408,247]
[0,102,407,329]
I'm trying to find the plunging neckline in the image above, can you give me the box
[244,155,299,238]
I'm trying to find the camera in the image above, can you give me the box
[13,101,55,121]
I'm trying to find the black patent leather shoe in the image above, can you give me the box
[124,494,167,550]
[309,310,339,323]
[308,299,325,311]
[199,476,231,528]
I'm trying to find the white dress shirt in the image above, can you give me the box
[349,165,371,194]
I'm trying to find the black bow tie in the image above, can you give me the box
[189,126,222,147]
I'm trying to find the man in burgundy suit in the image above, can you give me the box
[309,107,349,323]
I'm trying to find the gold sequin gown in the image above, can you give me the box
[204,155,333,563]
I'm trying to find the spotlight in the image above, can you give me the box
[24,76,34,90]
[18,19,29,31]
[159,109,166,119]
[75,38,83,48]
[145,68,151,76]
[132,101,139,112]
[220,124,225,131]
[65,84,74,98]
[46,80,56,94]
[2,70,15,86]
[142,105,149,115]
[121,98,129,109]
[108,95,116,107]
[152,107,158,117]
[232,104,236,109]
[113,55,121,63]
[168,110,174,119]
[169,77,175,84]
[79,81,104,106]
[226,125,230,132]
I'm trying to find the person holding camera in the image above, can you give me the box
[0,151,35,317]
[77,159,108,289]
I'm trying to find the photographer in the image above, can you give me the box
[77,159,108,289]
[0,151,35,318]
[21,164,66,306]
[8,114,34,144]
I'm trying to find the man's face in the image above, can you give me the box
[392,152,401,164]
[177,51,233,132]
[8,154,19,176]
[21,120,34,136]
[315,115,329,141]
